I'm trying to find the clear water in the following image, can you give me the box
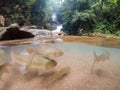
[0,43,120,90]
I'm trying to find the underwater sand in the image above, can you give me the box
[0,43,120,90]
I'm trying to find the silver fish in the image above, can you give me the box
[11,45,63,73]
[27,45,64,58]
[11,50,57,71]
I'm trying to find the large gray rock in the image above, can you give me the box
[29,29,52,38]
[0,23,34,41]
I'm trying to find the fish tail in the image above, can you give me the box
[93,51,97,61]
[25,53,34,71]
[91,51,96,73]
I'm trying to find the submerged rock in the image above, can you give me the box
[0,23,34,41]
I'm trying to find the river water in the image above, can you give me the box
[0,42,120,90]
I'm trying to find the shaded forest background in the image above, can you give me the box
[0,0,120,36]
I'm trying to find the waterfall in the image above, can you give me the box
[51,13,57,22]
[51,13,63,33]
[52,25,63,33]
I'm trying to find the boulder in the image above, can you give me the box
[0,23,34,41]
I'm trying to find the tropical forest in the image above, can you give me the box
[0,0,120,36]
[0,0,120,90]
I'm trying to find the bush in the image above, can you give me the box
[115,31,120,37]
[94,21,115,34]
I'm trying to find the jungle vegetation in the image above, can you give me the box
[0,0,120,36]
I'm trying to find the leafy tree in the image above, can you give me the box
[0,0,50,28]
[58,0,93,35]
[0,0,36,26]
[58,0,120,36]
[30,0,49,28]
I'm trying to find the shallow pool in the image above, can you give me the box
[0,43,120,90]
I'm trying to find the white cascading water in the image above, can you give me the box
[51,13,63,33]
[52,25,62,33]
[52,13,57,22]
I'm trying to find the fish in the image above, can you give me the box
[26,45,64,58]
[91,49,110,72]
[25,45,63,71]
[45,66,71,85]
[10,45,63,73]
[25,45,63,70]
[11,50,57,72]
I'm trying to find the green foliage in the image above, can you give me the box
[72,11,88,23]
[94,20,116,34]
[58,0,94,35]
[62,22,74,35]
[0,0,120,35]
[115,31,120,37]
[0,0,50,28]
[26,0,36,6]
[30,0,50,28]
[0,0,25,25]
[94,22,105,33]
[72,10,96,23]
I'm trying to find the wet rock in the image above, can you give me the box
[0,23,34,41]
[27,25,38,29]
[29,29,52,38]
[20,25,38,31]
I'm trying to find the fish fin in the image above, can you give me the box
[103,49,110,60]
[91,51,97,73]
[93,51,97,61]
[25,52,34,71]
